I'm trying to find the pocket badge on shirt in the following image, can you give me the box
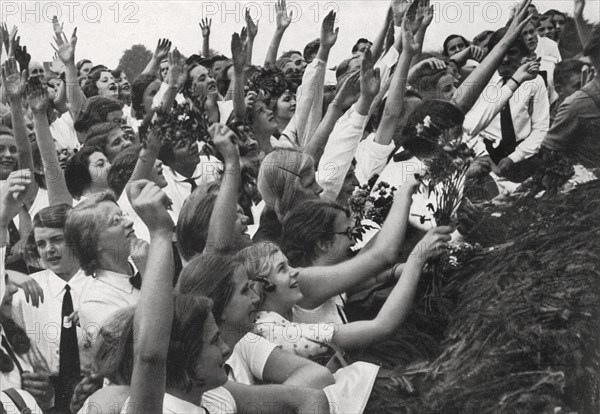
[63,316,72,329]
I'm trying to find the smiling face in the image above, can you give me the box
[437,74,459,102]
[172,138,200,170]
[104,128,132,162]
[97,71,119,99]
[522,22,539,54]
[0,134,18,180]
[143,79,162,115]
[159,60,170,80]
[79,62,93,77]
[188,65,218,98]
[96,201,136,260]
[151,159,168,188]
[262,250,303,310]
[87,151,111,189]
[252,101,279,135]
[115,72,131,100]
[552,15,566,38]
[190,313,231,391]
[446,37,467,57]
[498,45,527,79]
[29,61,45,79]
[221,266,261,334]
[34,227,79,277]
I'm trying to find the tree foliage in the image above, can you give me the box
[117,44,152,81]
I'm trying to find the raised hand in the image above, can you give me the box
[421,3,434,28]
[332,70,361,110]
[412,226,453,261]
[360,49,381,100]
[14,44,30,73]
[320,10,339,49]
[154,38,172,61]
[7,25,19,58]
[506,0,533,38]
[165,48,186,88]
[199,17,212,37]
[1,57,27,101]
[401,15,421,56]
[512,59,541,84]
[209,123,240,164]
[128,179,174,233]
[51,22,78,64]
[26,77,51,114]
[8,272,44,307]
[275,0,293,30]
[0,23,10,55]
[391,0,412,25]
[231,31,248,71]
[245,9,259,40]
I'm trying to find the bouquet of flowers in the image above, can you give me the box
[349,174,397,227]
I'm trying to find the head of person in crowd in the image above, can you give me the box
[275,50,307,92]
[491,27,532,79]
[177,253,260,345]
[82,68,119,99]
[536,15,556,40]
[107,144,167,198]
[584,23,600,71]
[473,30,495,56]
[409,56,459,102]
[0,126,18,181]
[209,55,231,81]
[322,84,337,115]
[226,119,264,172]
[130,73,162,121]
[156,131,200,179]
[257,149,323,221]
[74,96,124,134]
[94,295,231,396]
[527,4,540,26]
[335,55,362,83]
[281,200,355,268]
[28,61,45,80]
[183,60,218,101]
[85,122,132,162]
[76,59,93,78]
[521,21,539,54]
[337,159,360,207]
[545,10,566,41]
[273,90,296,128]
[177,180,251,262]
[443,35,470,58]
[111,69,132,104]
[248,98,280,144]
[237,242,303,314]
[26,204,80,279]
[352,38,373,55]
[65,146,111,199]
[304,38,320,63]
[553,59,587,102]
[159,58,170,81]
[401,99,465,160]
[64,191,136,276]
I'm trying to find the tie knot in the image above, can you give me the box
[64,284,71,292]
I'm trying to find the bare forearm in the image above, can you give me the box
[282,366,335,390]
[373,186,413,263]
[9,99,34,171]
[575,14,592,48]
[246,39,255,66]
[265,29,286,67]
[64,63,85,120]
[32,113,72,206]
[232,68,247,121]
[141,57,160,76]
[206,162,241,253]
[202,35,210,58]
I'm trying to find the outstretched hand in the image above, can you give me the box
[332,70,361,110]
[320,10,339,49]
[401,15,421,56]
[199,17,212,36]
[128,179,174,233]
[245,9,259,40]
[231,31,248,71]
[1,57,27,101]
[51,17,78,64]
[0,169,33,227]
[154,38,172,61]
[506,0,533,38]
[209,123,240,164]
[26,77,51,114]
[275,0,293,30]
[360,49,381,100]
[391,0,412,25]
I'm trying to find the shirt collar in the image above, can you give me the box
[94,269,135,294]
[166,165,203,183]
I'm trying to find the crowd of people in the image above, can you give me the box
[0,0,598,412]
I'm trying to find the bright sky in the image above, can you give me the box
[2,1,599,69]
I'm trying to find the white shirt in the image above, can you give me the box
[293,295,347,326]
[78,269,140,364]
[162,159,222,220]
[50,112,80,153]
[119,389,236,414]
[470,72,550,163]
[225,333,277,385]
[11,269,89,374]
[535,36,562,103]
[355,132,396,185]
[317,104,369,201]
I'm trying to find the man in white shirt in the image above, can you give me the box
[469,28,550,182]
[522,21,562,103]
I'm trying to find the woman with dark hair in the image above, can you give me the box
[443,34,470,57]
[84,122,132,162]
[76,59,93,78]
[73,96,124,135]
[64,146,111,201]
[81,68,119,99]
[130,73,161,121]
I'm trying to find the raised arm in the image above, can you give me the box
[231,31,249,122]
[52,19,86,122]
[199,18,211,58]
[374,18,420,146]
[452,0,533,114]
[332,226,452,349]
[298,178,418,309]
[371,7,394,62]
[574,0,592,49]
[2,58,38,205]
[245,9,259,66]
[141,38,172,76]
[264,0,292,67]
[127,179,175,414]
[205,124,241,254]
[27,79,73,206]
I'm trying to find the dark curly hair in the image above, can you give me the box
[65,145,105,198]
[245,66,289,107]
[107,145,142,198]
[131,73,159,120]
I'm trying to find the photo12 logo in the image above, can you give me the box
[1,1,140,24]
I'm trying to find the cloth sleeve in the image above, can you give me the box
[354,132,395,185]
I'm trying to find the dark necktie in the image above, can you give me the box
[184,177,198,193]
[1,334,24,374]
[484,78,519,164]
[57,284,80,411]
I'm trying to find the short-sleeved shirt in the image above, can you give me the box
[542,81,600,169]
[225,332,277,385]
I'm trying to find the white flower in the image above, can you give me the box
[423,115,432,128]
